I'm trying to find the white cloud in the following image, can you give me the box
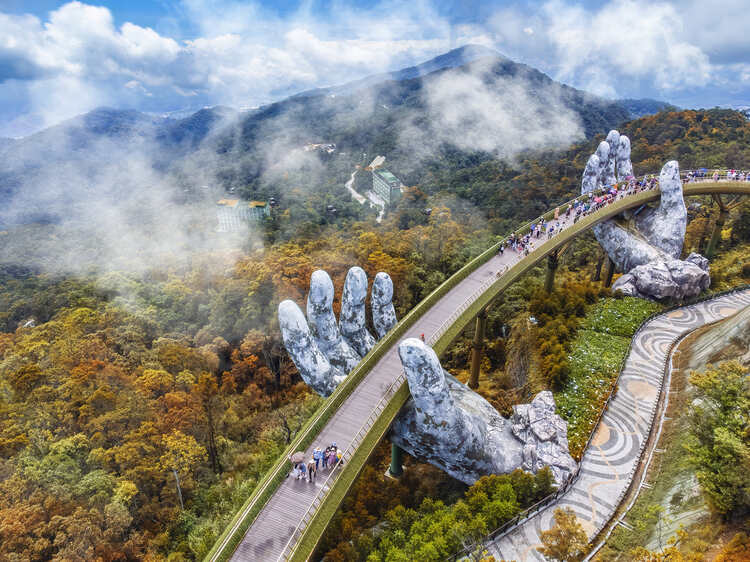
[0,0,748,137]
[399,58,584,160]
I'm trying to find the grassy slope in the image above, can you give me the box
[556,297,663,459]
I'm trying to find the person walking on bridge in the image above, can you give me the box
[307,458,316,482]
[313,447,322,470]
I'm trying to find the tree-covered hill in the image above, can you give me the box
[416,108,750,233]
[0,46,632,229]
[1,103,749,560]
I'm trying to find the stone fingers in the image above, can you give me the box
[278,300,346,397]
[635,161,687,259]
[398,338,457,425]
[371,272,397,338]
[307,270,362,373]
[616,135,633,181]
[582,154,600,194]
[603,130,620,186]
[339,267,376,357]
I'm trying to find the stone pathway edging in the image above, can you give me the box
[488,289,750,561]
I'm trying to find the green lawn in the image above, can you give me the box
[556,297,663,458]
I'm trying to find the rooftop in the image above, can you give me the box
[374,169,400,184]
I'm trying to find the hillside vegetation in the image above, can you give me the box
[0,108,748,560]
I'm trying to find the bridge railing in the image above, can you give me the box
[277,370,408,560]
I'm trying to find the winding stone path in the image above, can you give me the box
[488,289,750,561]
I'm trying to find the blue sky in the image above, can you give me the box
[1,0,748,137]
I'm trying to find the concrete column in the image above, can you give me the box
[706,208,729,258]
[545,250,559,293]
[469,310,487,389]
[592,250,605,282]
[604,256,615,288]
[388,443,404,477]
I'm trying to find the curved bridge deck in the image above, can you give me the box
[489,289,750,561]
[215,180,749,562]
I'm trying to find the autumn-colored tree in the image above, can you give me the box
[159,430,207,510]
[537,507,588,561]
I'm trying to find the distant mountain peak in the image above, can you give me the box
[291,43,507,100]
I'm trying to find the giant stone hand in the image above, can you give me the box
[278,267,396,396]
[582,130,709,300]
[279,268,576,485]
[392,339,576,485]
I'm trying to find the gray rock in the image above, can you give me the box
[391,339,576,485]
[616,135,633,180]
[612,259,709,300]
[372,272,397,338]
[685,252,709,272]
[665,259,710,295]
[307,270,362,373]
[633,261,681,299]
[278,300,346,396]
[611,273,639,297]
[603,130,620,186]
[339,266,377,357]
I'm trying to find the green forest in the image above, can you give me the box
[1,108,750,561]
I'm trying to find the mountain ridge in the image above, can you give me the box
[0,45,669,226]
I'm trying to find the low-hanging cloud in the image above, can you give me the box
[0,112,258,275]
[426,62,583,156]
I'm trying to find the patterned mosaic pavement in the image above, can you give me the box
[489,289,750,561]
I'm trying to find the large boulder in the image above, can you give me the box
[612,256,710,300]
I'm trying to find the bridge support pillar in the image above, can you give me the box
[604,257,616,288]
[706,195,729,258]
[592,249,605,282]
[545,250,559,293]
[388,443,404,478]
[469,309,487,389]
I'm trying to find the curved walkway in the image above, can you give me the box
[488,289,750,561]
[217,180,750,562]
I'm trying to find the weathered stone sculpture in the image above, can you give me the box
[391,339,577,485]
[307,270,362,373]
[279,268,577,485]
[372,272,397,338]
[278,300,347,396]
[582,130,710,300]
[279,268,389,395]
[339,267,377,357]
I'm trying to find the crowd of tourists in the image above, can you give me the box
[686,169,750,182]
[496,174,660,260]
[289,443,344,483]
